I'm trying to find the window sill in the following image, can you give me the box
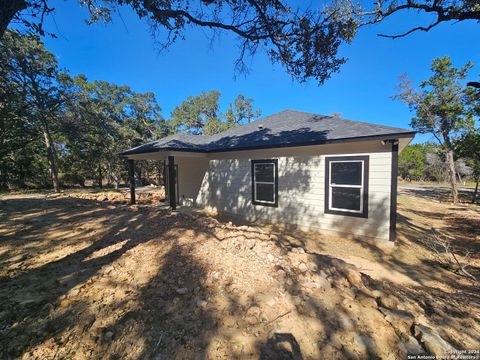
[252,200,278,208]
[325,208,368,218]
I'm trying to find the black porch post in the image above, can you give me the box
[389,140,399,242]
[168,155,176,210]
[128,159,136,205]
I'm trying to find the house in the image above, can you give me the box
[121,110,415,242]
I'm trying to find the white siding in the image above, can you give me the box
[176,141,392,242]
[175,157,210,207]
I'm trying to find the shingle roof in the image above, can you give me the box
[121,110,415,155]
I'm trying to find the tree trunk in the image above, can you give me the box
[97,164,103,188]
[445,149,458,203]
[473,181,479,204]
[41,120,60,192]
[0,0,27,38]
[135,167,142,186]
[156,162,163,186]
[0,170,8,191]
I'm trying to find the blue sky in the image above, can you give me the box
[42,1,480,144]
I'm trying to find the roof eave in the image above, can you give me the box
[207,131,417,153]
[119,147,209,157]
[120,131,416,157]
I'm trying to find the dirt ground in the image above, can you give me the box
[0,188,479,359]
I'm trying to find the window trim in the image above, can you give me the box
[325,155,369,218]
[251,159,278,207]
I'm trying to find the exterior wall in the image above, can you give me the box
[175,141,392,242]
[175,156,210,207]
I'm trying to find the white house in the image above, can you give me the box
[122,110,415,243]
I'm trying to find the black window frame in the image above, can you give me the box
[325,155,369,218]
[251,159,278,207]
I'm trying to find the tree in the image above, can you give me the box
[455,158,473,183]
[1,1,358,85]
[0,45,31,189]
[222,94,262,129]
[5,1,480,89]
[395,56,479,203]
[170,91,261,136]
[0,30,62,191]
[0,30,168,190]
[457,129,480,203]
[328,0,480,39]
[58,73,167,188]
[398,143,428,181]
[170,91,221,135]
[425,152,448,181]
[233,94,262,124]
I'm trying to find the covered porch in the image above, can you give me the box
[123,151,208,210]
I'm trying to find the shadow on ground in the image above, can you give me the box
[0,190,479,358]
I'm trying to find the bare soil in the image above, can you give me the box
[0,189,479,359]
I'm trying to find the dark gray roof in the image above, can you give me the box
[121,110,415,155]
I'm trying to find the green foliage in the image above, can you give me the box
[399,143,448,181]
[457,129,480,181]
[328,0,480,40]
[0,30,61,190]
[233,95,262,124]
[457,129,480,202]
[396,56,478,148]
[399,144,427,180]
[395,56,480,202]
[170,91,221,135]
[170,91,261,136]
[399,141,479,182]
[0,30,261,190]
[57,73,168,187]
[4,0,479,88]
[0,30,167,190]
[1,0,357,85]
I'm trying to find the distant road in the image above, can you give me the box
[399,183,474,193]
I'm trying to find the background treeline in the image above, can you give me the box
[399,142,478,183]
[394,56,479,203]
[2,30,479,205]
[0,30,260,191]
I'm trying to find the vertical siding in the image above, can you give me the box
[179,141,392,242]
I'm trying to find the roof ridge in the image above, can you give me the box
[280,109,410,132]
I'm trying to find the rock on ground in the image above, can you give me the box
[0,194,472,360]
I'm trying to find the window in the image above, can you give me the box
[325,156,369,218]
[251,159,278,207]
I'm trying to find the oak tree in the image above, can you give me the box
[330,0,480,39]
[170,90,261,135]
[1,0,357,85]
[0,30,62,191]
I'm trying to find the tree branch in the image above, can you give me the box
[355,0,480,39]
[378,19,442,39]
